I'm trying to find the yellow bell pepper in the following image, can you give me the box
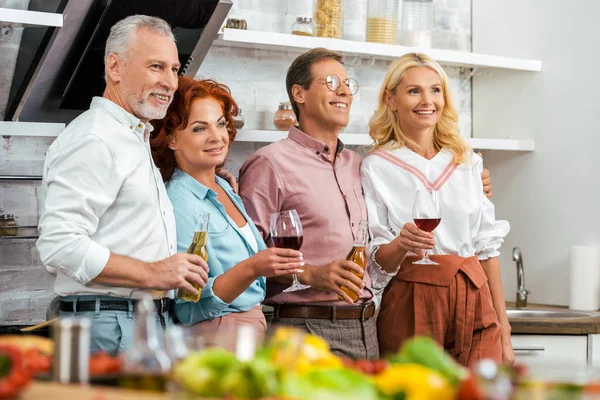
[372,364,455,400]
[270,328,342,374]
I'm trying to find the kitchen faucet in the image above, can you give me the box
[514,247,530,308]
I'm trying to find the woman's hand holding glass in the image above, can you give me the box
[248,247,304,278]
[393,222,436,259]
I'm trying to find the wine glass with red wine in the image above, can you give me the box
[270,209,310,292]
[412,189,442,265]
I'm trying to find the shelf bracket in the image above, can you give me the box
[460,67,480,90]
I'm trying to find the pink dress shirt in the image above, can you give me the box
[238,127,373,305]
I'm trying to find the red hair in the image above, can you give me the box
[151,76,239,182]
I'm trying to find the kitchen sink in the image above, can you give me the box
[506,308,600,319]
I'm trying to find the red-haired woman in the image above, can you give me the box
[151,77,304,337]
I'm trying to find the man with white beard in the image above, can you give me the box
[37,15,209,355]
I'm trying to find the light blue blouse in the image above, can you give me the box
[167,169,267,325]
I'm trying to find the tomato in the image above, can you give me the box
[0,345,32,399]
[23,348,51,375]
[456,374,484,400]
[353,360,374,375]
[89,351,123,375]
[0,380,18,399]
[340,356,354,368]
[372,359,389,375]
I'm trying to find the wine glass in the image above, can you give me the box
[270,209,310,292]
[412,189,442,265]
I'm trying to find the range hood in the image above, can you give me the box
[5,0,232,123]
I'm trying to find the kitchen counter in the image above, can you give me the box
[507,302,600,335]
[21,382,170,400]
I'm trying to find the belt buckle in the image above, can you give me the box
[360,303,369,322]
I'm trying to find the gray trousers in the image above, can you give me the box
[271,314,379,360]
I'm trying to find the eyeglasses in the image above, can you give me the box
[316,74,359,95]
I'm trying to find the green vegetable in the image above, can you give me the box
[390,337,468,387]
[221,357,280,399]
[280,368,380,400]
[0,355,12,378]
[173,348,240,397]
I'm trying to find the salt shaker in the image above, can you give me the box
[52,317,91,384]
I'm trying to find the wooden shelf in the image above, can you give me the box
[0,8,63,28]
[215,29,542,72]
[234,130,535,151]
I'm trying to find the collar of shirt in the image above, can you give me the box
[171,168,234,201]
[90,97,154,141]
[287,126,345,160]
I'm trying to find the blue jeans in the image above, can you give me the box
[60,295,174,356]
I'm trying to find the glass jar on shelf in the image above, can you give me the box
[233,108,245,129]
[342,0,367,42]
[0,214,18,237]
[401,0,434,48]
[366,0,399,44]
[292,16,316,37]
[314,0,343,39]
[273,102,297,131]
[225,18,248,30]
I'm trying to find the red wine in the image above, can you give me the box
[414,218,441,232]
[273,236,303,250]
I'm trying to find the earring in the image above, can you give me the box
[168,146,175,150]
[390,107,396,112]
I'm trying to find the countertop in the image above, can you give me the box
[507,302,600,335]
[21,382,170,400]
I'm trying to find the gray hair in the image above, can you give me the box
[104,15,176,80]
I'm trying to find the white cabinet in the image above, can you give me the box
[511,334,588,366]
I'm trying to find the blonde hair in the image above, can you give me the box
[369,53,470,164]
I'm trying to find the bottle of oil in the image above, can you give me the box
[121,296,171,392]
[340,220,368,302]
[177,212,210,302]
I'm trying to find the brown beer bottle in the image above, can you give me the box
[340,220,368,302]
[177,212,210,302]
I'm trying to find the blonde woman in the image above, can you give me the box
[361,53,513,366]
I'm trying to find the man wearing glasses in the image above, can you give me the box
[238,48,378,359]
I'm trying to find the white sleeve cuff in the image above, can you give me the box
[368,246,400,292]
[75,241,111,284]
[478,249,500,261]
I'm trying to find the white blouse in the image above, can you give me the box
[360,147,510,291]
[239,223,259,253]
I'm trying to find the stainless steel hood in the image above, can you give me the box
[5,0,232,123]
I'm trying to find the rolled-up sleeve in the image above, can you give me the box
[238,154,285,242]
[37,136,120,284]
[361,160,399,292]
[472,158,510,260]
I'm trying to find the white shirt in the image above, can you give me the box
[239,223,259,253]
[37,97,177,299]
[361,147,510,292]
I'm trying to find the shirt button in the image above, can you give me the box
[316,151,320,155]
[130,125,134,130]
[324,146,329,152]
[138,123,143,129]
[170,244,173,250]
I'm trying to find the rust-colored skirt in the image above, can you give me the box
[377,255,502,367]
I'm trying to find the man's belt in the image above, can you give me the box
[59,298,173,314]
[273,302,375,322]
